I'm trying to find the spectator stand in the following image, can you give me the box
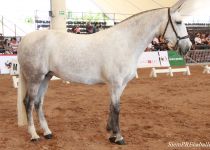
[66,20,109,34]
[186,23,210,49]
[34,19,111,34]
[184,23,210,73]
[34,11,116,33]
[178,23,210,74]
[35,20,50,30]
[35,10,51,30]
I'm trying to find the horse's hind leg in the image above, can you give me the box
[24,79,43,141]
[34,72,53,139]
[107,83,126,145]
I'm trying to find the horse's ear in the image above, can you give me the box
[171,0,187,12]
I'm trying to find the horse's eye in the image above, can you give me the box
[175,21,182,25]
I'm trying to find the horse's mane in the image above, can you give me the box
[118,7,168,24]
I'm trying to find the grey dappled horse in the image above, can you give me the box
[17,0,191,145]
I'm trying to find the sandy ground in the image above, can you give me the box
[1,66,210,150]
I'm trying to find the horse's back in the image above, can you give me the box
[17,29,134,84]
[18,30,106,83]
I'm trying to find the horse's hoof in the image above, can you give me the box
[116,139,126,145]
[109,137,126,145]
[31,138,40,142]
[109,136,116,143]
[44,134,53,139]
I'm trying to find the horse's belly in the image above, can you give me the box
[54,71,104,85]
[70,76,104,85]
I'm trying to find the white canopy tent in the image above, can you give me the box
[0,0,209,36]
[90,0,210,23]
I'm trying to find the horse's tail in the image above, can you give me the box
[17,70,28,126]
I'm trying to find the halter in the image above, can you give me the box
[162,8,189,54]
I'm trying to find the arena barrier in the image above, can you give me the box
[9,59,61,88]
[150,66,190,78]
[0,54,17,74]
[2,50,210,87]
[185,49,210,74]
[10,59,19,88]
[10,61,62,88]
[137,51,190,77]
[0,55,63,88]
[0,54,19,88]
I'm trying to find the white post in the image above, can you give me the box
[150,68,157,78]
[185,66,191,75]
[169,67,173,77]
[50,0,66,32]
[203,65,210,74]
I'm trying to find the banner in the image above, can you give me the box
[0,51,186,75]
[0,54,17,74]
[137,52,161,68]
[138,51,185,68]
[158,51,170,67]
[168,51,186,66]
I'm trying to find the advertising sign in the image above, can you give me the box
[168,51,186,66]
[158,51,170,67]
[137,52,161,68]
[0,55,17,74]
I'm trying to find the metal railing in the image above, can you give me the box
[0,16,27,37]
[186,50,210,65]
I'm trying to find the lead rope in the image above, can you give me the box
[162,8,180,52]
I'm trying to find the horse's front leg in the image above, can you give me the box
[107,84,126,145]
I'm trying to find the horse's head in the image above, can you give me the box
[162,0,192,55]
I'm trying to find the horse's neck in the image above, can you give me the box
[116,8,167,57]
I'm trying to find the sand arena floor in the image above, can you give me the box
[1,66,210,150]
